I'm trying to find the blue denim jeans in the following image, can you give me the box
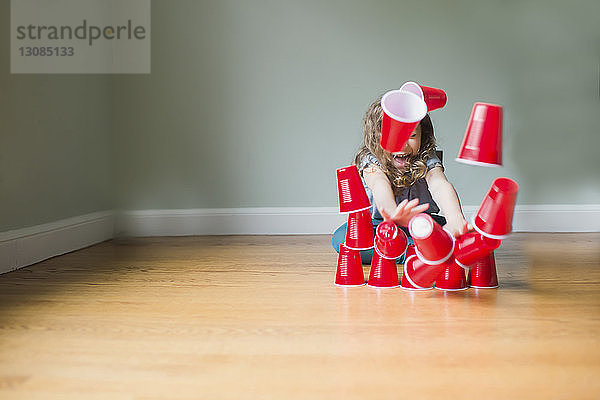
[331,215,446,264]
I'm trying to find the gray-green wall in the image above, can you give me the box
[0,0,114,232]
[2,0,600,232]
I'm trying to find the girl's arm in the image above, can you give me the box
[425,166,470,236]
[363,165,429,226]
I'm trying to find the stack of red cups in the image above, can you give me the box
[407,213,467,291]
[368,220,408,288]
[463,177,519,288]
[334,165,374,286]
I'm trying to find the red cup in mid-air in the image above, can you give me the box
[402,255,445,289]
[345,209,375,250]
[335,243,366,286]
[374,220,408,259]
[367,249,400,288]
[399,81,447,112]
[456,102,503,167]
[454,232,501,269]
[336,165,371,214]
[472,177,519,240]
[400,255,435,290]
[435,259,468,291]
[408,213,455,264]
[380,90,427,153]
[469,251,499,288]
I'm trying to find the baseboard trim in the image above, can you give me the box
[117,205,600,237]
[116,207,348,237]
[2,205,598,274]
[0,211,115,274]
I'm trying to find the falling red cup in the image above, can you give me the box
[456,102,503,167]
[402,255,444,289]
[409,213,455,264]
[399,81,447,112]
[469,251,499,288]
[335,243,366,286]
[380,90,427,153]
[454,232,501,269]
[472,177,519,239]
[435,259,468,291]
[367,249,399,288]
[374,220,408,259]
[336,165,372,214]
[345,209,375,250]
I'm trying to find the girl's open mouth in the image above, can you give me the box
[393,153,410,168]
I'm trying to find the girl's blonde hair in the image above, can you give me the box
[354,94,437,195]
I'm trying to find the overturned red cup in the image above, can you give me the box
[454,232,501,269]
[456,102,503,167]
[336,165,371,214]
[399,81,447,112]
[435,259,468,291]
[380,90,427,153]
[367,249,399,288]
[469,251,499,288]
[374,220,408,259]
[473,177,519,239]
[335,243,366,286]
[345,209,375,250]
[402,255,444,289]
[408,213,455,264]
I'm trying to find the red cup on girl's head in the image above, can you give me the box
[456,102,503,167]
[367,249,399,288]
[345,209,375,250]
[472,177,519,239]
[399,81,447,112]
[380,90,427,153]
[408,213,455,264]
[402,255,444,289]
[469,251,499,288]
[335,243,366,286]
[454,232,501,269]
[434,259,468,291]
[374,220,408,259]
[336,165,371,214]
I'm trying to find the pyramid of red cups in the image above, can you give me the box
[335,82,519,290]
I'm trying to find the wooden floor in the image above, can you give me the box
[1,233,599,399]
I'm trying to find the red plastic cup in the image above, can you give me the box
[380,90,427,153]
[399,81,447,112]
[456,102,503,167]
[335,243,366,286]
[345,209,375,250]
[374,220,408,259]
[408,213,455,264]
[402,255,444,289]
[367,249,399,288]
[469,251,499,288]
[472,177,519,239]
[435,259,468,291]
[400,255,434,290]
[405,244,416,258]
[336,165,372,214]
[454,232,501,269]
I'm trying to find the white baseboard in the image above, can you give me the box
[118,205,600,237]
[0,211,115,274]
[2,205,598,274]
[116,207,348,236]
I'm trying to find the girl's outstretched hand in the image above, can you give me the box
[443,217,473,237]
[380,199,430,227]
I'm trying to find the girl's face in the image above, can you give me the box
[391,124,421,169]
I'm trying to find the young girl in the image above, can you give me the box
[332,93,470,264]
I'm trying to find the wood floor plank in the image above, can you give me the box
[1,233,599,399]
